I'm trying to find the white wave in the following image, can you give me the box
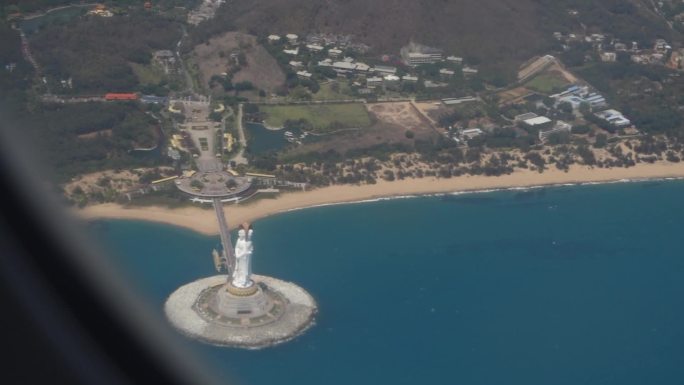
[278,177,684,216]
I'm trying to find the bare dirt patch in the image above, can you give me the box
[232,44,285,92]
[552,62,579,83]
[283,103,441,158]
[412,101,446,125]
[191,32,285,94]
[367,102,434,134]
[497,86,534,105]
[283,123,415,156]
[64,167,175,197]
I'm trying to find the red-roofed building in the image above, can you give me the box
[105,93,138,101]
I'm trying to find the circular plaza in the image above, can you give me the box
[175,171,252,198]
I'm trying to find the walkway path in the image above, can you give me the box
[213,198,235,273]
[229,103,248,165]
[176,25,199,97]
[21,3,95,20]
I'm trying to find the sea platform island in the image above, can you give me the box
[166,129,317,348]
[165,275,316,348]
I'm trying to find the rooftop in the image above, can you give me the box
[332,61,357,70]
[515,112,538,121]
[523,116,552,126]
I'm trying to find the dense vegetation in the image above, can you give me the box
[189,0,673,78]
[191,0,551,77]
[1,86,164,183]
[576,62,684,138]
[3,0,684,189]
[0,24,32,112]
[2,0,75,13]
[534,0,675,45]
[30,13,181,93]
[2,0,200,14]
[0,23,23,64]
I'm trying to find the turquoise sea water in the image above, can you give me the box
[93,181,684,385]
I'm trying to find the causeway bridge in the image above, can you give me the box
[213,198,235,273]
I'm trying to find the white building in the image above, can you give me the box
[654,39,671,53]
[286,34,299,44]
[424,80,448,88]
[600,52,617,62]
[306,44,324,52]
[283,48,299,56]
[332,61,357,73]
[402,75,418,83]
[384,74,401,84]
[461,128,484,139]
[317,59,333,67]
[373,65,397,75]
[355,62,371,72]
[366,76,383,88]
[267,35,281,43]
[462,66,479,77]
[442,97,477,105]
[404,52,443,66]
[88,7,113,17]
[401,42,443,66]
[595,109,631,127]
[296,71,313,80]
[514,112,538,122]
[523,116,552,127]
[539,121,572,141]
[328,48,343,58]
[439,68,456,77]
[446,56,463,64]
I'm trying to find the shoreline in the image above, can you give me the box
[76,162,684,235]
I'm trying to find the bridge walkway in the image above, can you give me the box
[213,198,235,274]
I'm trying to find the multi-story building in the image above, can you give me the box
[400,42,443,66]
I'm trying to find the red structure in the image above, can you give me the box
[105,93,139,101]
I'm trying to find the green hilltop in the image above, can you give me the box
[198,0,675,78]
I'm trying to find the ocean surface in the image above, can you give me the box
[92,180,684,385]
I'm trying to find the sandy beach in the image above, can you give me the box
[77,162,684,235]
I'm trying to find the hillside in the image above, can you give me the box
[30,14,181,93]
[199,0,676,76]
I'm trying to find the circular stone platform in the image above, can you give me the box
[165,275,317,349]
[175,171,252,198]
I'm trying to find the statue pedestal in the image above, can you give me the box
[165,275,317,349]
[225,282,258,296]
[209,283,275,323]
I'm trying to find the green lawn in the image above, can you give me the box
[129,62,165,85]
[261,103,372,132]
[312,81,353,101]
[525,73,570,94]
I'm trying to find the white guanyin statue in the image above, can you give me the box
[232,224,254,288]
